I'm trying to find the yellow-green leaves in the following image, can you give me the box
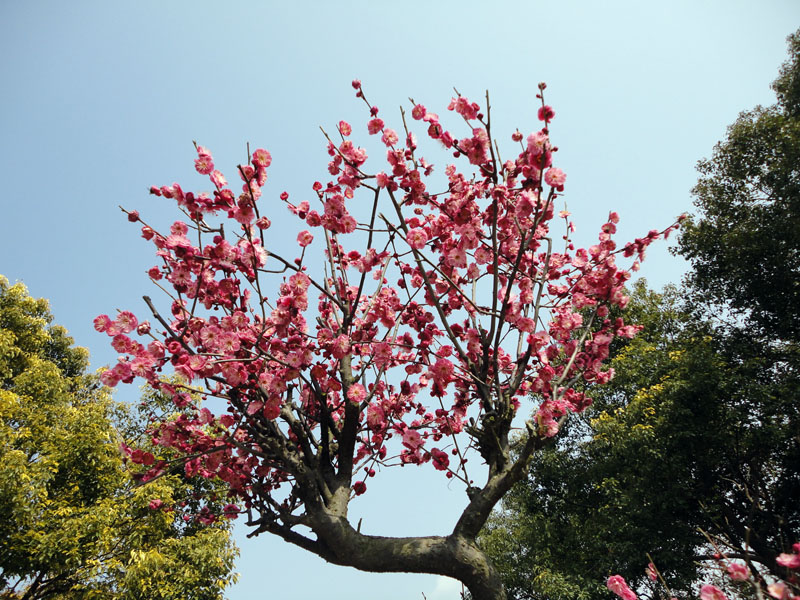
[0,276,237,600]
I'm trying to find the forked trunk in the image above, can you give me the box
[309,513,506,600]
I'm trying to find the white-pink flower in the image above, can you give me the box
[776,552,800,569]
[700,584,728,600]
[726,562,750,581]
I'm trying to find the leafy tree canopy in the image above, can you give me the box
[677,29,800,341]
[0,275,238,600]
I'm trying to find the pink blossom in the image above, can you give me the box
[430,448,450,471]
[339,120,352,136]
[210,169,227,188]
[347,383,367,404]
[726,562,750,581]
[406,228,428,250]
[527,130,550,155]
[114,311,138,334]
[402,429,423,450]
[353,481,367,495]
[538,105,555,122]
[411,104,426,120]
[331,335,351,359]
[375,172,391,188]
[252,148,272,168]
[297,230,314,247]
[767,582,789,600]
[607,575,637,600]
[700,585,728,600]
[94,314,112,333]
[99,368,120,387]
[195,153,214,175]
[544,167,566,190]
[776,552,800,569]
[367,118,384,135]
[429,358,455,387]
[381,128,399,146]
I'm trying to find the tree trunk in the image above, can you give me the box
[309,512,506,600]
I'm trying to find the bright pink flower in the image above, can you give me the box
[647,563,658,581]
[375,172,391,188]
[430,448,450,471]
[148,499,164,510]
[406,228,428,250]
[297,230,314,247]
[339,120,352,136]
[527,130,550,155]
[114,311,138,334]
[411,104,426,120]
[402,429,423,450]
[331,335,351,359]
[347,383,367,404]
[429,358,455,387]
[544,167,566,190]
[538,105,555,122]
[367,118,384,134]
[607,575,637,600]
[94,314,112,333]
[252,148,272,168]
[700,585,728,600]
[195,153,214,175]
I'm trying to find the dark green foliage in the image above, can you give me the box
[678,30,800,342]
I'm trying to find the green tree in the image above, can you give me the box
[481,30,800,599]
[678,29,800,341]
[0,276,239,600]
[481,283,799,599]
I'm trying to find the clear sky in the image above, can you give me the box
[1,2,798,599]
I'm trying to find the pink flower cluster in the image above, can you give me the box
[101,84,682,519]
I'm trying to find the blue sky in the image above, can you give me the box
[1,2,798,599]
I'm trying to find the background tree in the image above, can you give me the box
[480,282,799,599]
[0,276,238,600]
[480,29,800,600]
[96,82,680,600]
[678,29,800,342]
